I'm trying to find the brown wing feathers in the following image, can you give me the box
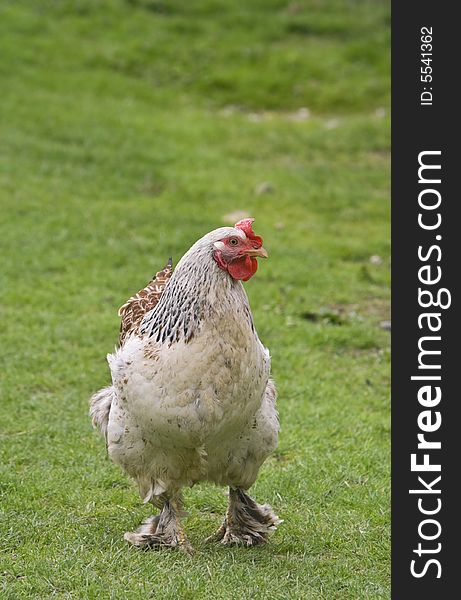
[118,258,173,344]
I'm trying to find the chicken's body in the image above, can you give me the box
[90,221,280,550]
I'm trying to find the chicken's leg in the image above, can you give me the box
[124,499,193,554]
[206,487,282,546]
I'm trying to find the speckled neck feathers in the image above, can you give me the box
[140,231,255,345]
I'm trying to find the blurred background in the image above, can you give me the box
[1,1,390,598]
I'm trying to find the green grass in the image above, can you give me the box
[0,1,390,598]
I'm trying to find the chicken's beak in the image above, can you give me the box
[246,247,269,259]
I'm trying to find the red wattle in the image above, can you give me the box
[227,255,258,281]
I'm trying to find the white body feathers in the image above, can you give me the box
[92,227,279,505]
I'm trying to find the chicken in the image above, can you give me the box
[90,218,280,552]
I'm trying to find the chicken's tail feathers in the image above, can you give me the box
[89,385,114,441]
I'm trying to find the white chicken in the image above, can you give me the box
[90,218,280,552]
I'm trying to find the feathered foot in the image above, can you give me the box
[206,487,282,546]
[124,500,194,554]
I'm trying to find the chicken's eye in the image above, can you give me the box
[229,238,239,246]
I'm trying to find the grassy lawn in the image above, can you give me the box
[0,1,390,598]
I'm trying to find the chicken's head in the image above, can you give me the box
[213,218,268,281]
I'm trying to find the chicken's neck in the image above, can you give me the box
[140,245,254,345]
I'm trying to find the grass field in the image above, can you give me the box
[0,1,390,598]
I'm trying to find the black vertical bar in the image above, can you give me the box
[392,2,459,597]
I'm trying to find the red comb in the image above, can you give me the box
[234,218,263,248]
